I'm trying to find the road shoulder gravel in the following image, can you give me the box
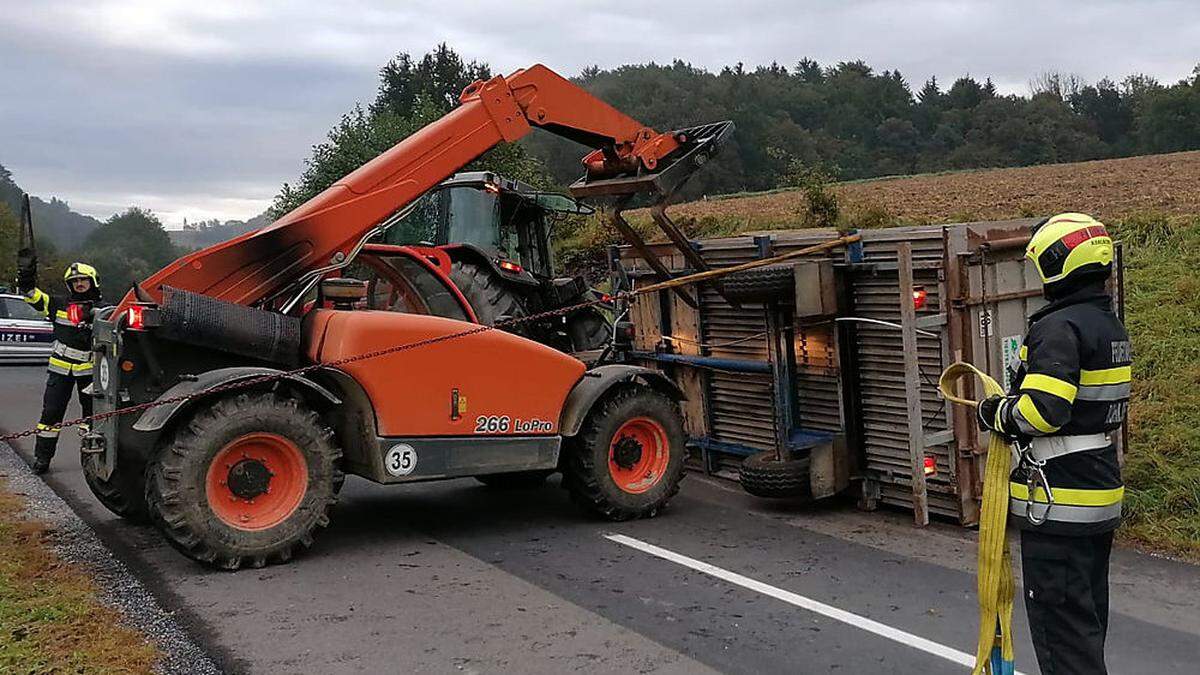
[0,441,219,675]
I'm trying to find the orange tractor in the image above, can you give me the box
[82,65,732,568]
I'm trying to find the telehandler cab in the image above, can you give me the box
[83,64,731,569]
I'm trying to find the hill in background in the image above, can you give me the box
[0,163,100,251]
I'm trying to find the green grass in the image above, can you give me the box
[1112,214,1200,558]
[0,479,159,672]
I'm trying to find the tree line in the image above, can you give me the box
[271,46,1200,209]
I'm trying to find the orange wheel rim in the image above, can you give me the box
[205,432,308,531]
[608,417,670,494]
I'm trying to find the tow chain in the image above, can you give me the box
[0,233,858,444]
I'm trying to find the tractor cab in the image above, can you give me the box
[371,171,610,353]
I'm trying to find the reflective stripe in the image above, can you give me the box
[47,356,93,376]
[1079,366,1131,385]
[25,288,49,316]
[1021,373,1077,402]
[47,357,73,375]
[1009,482,1124,506]
[1009,499,1123,524]
[52,342,92,361]
[1019,345,1027,361]
[1015,394,1059,434]
[36,423,61,438]
[1076,382,1131,401]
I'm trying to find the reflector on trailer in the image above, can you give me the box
[912,287,928,310]
[923,455,937,477]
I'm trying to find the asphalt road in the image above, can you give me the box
[2,364,1198,674]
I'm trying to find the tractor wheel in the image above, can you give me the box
[739,450,812,499]
[566,307,612,352]
[717,265,795,304]
[81,453,149,523]
[475,469,555,489]
[449,260,529,327]
[562,386,686,521]
[145,392,343,570]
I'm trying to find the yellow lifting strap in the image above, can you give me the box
[938,362,1016,675]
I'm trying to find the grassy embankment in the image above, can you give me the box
[0,478,159,672]
[559,151,1200,559]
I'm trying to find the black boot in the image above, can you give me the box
[32,453,52,475]
[33,435,57,475]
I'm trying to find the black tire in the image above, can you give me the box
[739,450,812,499]
[81,453,150,523]
[566,307,612,351]
[449,260,529,326]
[145,392,343,570]
[562,386,686,520]
[475,469,555,489]
[718,265,795,303]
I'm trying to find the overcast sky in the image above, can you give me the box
[1,0,1197,229]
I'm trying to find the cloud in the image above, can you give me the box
[1,0,1197,227]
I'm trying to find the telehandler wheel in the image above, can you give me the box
[475,469,555,489]
[449,260,529,326]
[562,386,686,521]
[145,392,343,570]
[81,453,150,523]
[717,264,795,304]
[739,450,812,499]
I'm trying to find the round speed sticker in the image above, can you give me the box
[98,358,110,391]
[384,444,417,477]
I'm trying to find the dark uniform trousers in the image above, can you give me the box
[1021,528,1114,675]
[35,369,93,461]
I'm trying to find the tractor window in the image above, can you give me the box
[378,191,443,246]
[445,187,519,260]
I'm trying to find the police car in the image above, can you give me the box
[0,291,53,363]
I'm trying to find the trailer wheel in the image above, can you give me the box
[562,386,686,520]
[717,265,795,303]
[145,392,342,570]
[739,450,812,499]
[475,469,555,489]
[81,453,149,523]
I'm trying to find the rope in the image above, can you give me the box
[938,362,1016,675]
[0,233,859,444]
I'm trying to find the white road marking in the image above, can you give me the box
[605,533,1026,674]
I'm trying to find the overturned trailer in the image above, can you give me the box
[613,219,1127,526]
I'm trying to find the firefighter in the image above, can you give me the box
[976,213,1130,675]
[17,259,103,474]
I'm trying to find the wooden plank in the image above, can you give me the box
[631,292,662,352]
[670,290,709,438]
[897,242,930,526]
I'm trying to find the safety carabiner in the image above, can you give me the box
[1024,458,1054,526]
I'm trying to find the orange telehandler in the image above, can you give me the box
[81,64,732,568]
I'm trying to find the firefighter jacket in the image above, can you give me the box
[23,286,102,377]
[996,283,1130,536]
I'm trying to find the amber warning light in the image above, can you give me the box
[912,287,928,310]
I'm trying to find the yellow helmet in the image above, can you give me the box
[1026,213,1112,286]
[64,262,100,288]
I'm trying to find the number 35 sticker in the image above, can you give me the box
[384,443,417,477]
